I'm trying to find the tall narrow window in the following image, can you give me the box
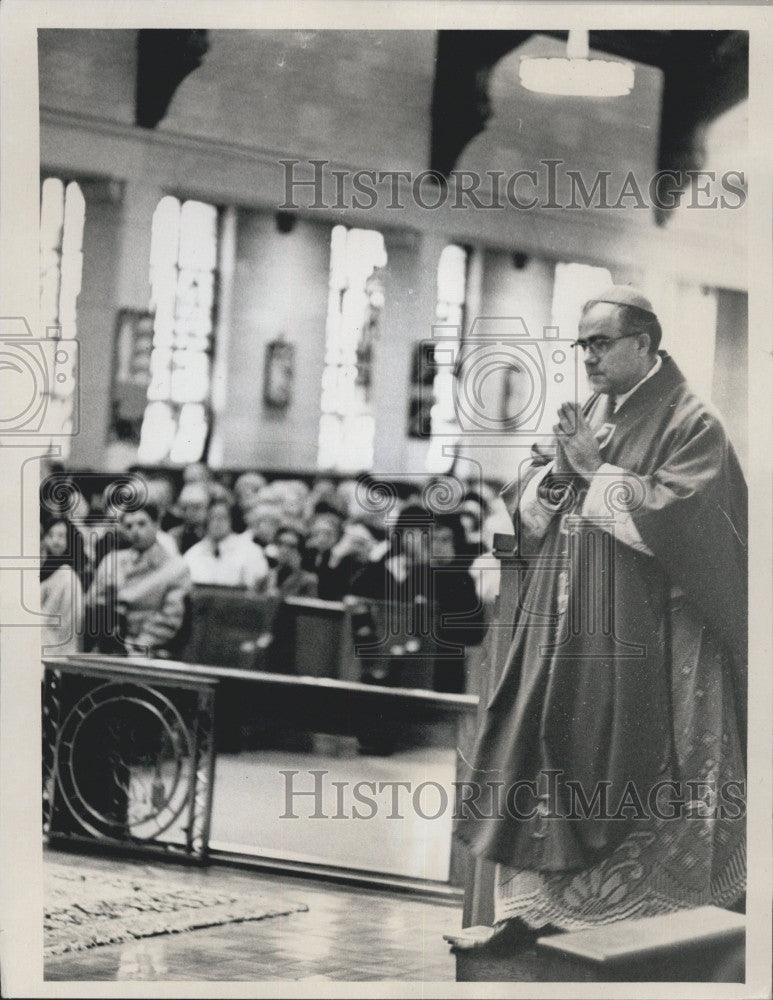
[40,177,86,339]
[424,244,468,474]
[39,177,85,456]
[139,196,220,465]
[318,226,386,472]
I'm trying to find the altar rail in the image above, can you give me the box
[43,652,478,886]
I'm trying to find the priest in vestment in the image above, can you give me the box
[447,287,747,949]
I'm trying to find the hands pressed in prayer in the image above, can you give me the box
[553,402,603,478]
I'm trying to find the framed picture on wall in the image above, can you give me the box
[109,308,155,443]
[263,339,294,409]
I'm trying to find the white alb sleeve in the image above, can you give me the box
[581,462,654,555]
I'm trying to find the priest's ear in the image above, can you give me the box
[624,309,662,355]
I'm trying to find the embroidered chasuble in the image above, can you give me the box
[454,352,747,928]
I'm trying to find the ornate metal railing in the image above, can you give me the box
[43,655,217,861]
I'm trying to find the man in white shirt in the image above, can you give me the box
[185,498,269,588]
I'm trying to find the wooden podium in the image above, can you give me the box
[456,532,521,981]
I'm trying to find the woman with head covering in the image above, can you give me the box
[40,512,87,655]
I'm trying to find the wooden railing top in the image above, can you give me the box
[282,596,347,612]
[43,653,479,714]
[42,653,219,691]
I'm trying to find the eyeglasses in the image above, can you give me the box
[571,333,640,355]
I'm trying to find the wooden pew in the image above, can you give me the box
[180,585,281,669]
[181,590,473,692]
[345,598,442,689]
[278,597,355,679]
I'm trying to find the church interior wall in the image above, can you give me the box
[39,28,749,475]
[215,209,331,470]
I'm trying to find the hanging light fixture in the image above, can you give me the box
[519,29,634,97]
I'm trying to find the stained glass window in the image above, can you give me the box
[138,197,220,465]
[317,226,387,472]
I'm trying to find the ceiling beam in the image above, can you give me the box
[430,31,532,178]
[136,29,210,129]
[654,31,748,222]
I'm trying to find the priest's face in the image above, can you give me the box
[577,303,653,396]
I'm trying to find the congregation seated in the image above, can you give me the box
[184,497,269,587]
[86,501,192,657]
[349,505,485,693]
[47,462,507,691]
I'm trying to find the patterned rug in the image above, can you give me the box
[44,861,308,957]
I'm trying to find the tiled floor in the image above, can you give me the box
[44,849,462,982]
